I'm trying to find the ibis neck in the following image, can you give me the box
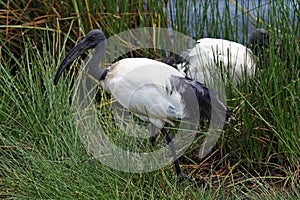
[86,40,108,81]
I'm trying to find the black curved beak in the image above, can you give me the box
[54,38,90,85]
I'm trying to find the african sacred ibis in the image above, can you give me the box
[173,28,272,86]
[54,29,231,180]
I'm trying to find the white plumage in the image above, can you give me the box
[102,58,186,128]
[178,38,256,86]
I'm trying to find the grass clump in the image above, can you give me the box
[1,0,299,199]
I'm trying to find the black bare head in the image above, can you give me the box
[249,28,290,66]
[54,29,107,85]
[249,28,270,55]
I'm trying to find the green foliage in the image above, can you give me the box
[0,0,299,198]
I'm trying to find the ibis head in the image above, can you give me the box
[249,28,270,47]
[249,28,270,54]
[54,29,107,85]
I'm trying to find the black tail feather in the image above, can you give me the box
[169,75,232,126]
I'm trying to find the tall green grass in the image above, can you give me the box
[1,0,299,198]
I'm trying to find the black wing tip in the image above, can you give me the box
[169,75,234,127]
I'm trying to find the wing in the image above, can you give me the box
[103,58,186,127]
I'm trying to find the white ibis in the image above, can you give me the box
[54,29,231,180]
[171,28,273,86]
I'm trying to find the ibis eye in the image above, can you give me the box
[88,35,96,41]
[89,36,94,41]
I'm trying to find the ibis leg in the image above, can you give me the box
[160,128,205,186]
[149,124,158,147]
[150,135,158,147]
[160,128,182,176]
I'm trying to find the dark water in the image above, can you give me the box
[167,0,298,44]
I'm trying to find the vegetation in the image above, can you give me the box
[1,0,299,199]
